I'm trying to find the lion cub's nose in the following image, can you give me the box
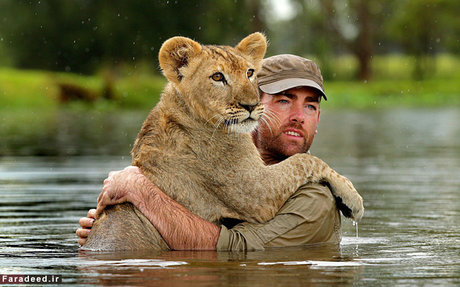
[239,103,258,113]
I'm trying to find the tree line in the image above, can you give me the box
[0,0,458,80]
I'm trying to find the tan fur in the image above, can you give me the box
[83,33,363,251]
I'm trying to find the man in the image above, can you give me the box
[77,54,344,251]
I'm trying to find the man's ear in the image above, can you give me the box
[235,32,267,71]
[315,109,321,134]
[159,36,202,84]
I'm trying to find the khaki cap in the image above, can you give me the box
[258,54,327,100]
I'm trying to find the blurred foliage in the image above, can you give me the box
[1,54,459,112]
[0,0,458,81]
[267,0,460,80]
[387,0,460,79]
[0,0,265,73]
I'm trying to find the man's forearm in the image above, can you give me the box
[136,181,221,250]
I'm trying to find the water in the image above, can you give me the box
[0,108,459,286]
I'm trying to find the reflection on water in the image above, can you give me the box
[0,108,459,286]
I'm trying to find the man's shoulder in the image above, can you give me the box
[278,182,336,215]
[294,182,334,199]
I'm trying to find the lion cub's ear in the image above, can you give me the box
[235,32,267,71]
[159,36,202,84]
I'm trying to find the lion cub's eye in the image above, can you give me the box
[247,69,254,78]
[211,72,225,82]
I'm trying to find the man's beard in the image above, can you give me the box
[258,122,313,161]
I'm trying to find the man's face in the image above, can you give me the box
[254,87,321,163]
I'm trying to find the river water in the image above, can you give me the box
[0,108,459,286]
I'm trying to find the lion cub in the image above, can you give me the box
[83,33,363,251]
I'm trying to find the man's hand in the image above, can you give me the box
[95,166,148,218]
[78,165,220,250]
[77,166,150,246]
[76,209,96,246]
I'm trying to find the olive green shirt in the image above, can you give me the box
[216,183,341,251]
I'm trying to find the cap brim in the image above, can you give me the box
[259,78,327,100]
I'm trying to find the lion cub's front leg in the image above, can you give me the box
[286,153,364,221]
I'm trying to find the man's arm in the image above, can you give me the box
[94,166,220,250]
[79,166,340,251]
[216,183,341,251]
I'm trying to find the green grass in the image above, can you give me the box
[324,79,460,109]
[1,54,459,111]
[0,68,166,111]
[315,54,460,81]
[0,68,58,110]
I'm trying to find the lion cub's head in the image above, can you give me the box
[159,33,267,133]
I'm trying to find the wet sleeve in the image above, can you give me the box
[216,183,340,251]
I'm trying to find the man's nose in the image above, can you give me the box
[289,104,305,124]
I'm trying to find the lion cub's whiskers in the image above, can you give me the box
[210,116,226,141]
[263,108,281,126]
[204,114,223,127]
[261,109,280,136]
[260,117,274,138]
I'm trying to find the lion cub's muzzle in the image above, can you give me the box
[239,102,257,113]
[222,102,264,133]
[238,102,263,121]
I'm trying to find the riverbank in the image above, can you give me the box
[1,65,459,111]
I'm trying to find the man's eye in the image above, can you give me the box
[306,104,317,110]
[211,72,225,82]
[278,99,289,104]
[247,69,254,78]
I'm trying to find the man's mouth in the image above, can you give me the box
[283,129,303,137]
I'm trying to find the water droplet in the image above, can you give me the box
[353,221,359,238]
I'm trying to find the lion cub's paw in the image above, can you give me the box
[328,175,364,222]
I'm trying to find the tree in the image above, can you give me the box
[0,0,266,73]
[317,0,397,81]
[266,0,394,81]
[388,0,460,79]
